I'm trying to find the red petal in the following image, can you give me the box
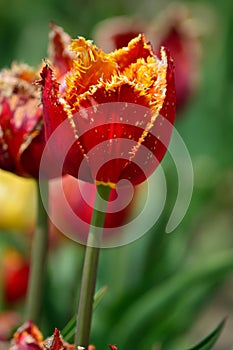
[40,65,67,135]
[41,64,89,179]
[0,96,44,177]
[48,23,73,77]
[120,49,176,185]
[112,34,154,71]
[0,125,15,173]
[69,84,154,184]
[46,329,64,350]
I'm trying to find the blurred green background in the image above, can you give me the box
[0,0,233,349]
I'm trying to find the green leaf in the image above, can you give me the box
[187,319,225,350]
[111,251,233,347]
[61,285,108,342]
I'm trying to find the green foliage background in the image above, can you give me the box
[0,0,233,349]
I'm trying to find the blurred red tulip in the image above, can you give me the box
[50,175,135,243]
[1,249,30,304]
[109,345,117,350]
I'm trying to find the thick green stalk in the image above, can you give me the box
[75,184,111,349]
[25,180,49,324]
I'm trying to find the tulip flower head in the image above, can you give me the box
[0,23,73,179]
[0,63,44,178]
[41,33,176,188]
[10,322,113,350]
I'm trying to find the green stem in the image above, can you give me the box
[25,180,49,324]
[75,184,111,349]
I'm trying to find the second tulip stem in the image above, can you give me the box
[25,180,49,324]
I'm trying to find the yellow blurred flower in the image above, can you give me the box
[0,169,36,232]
